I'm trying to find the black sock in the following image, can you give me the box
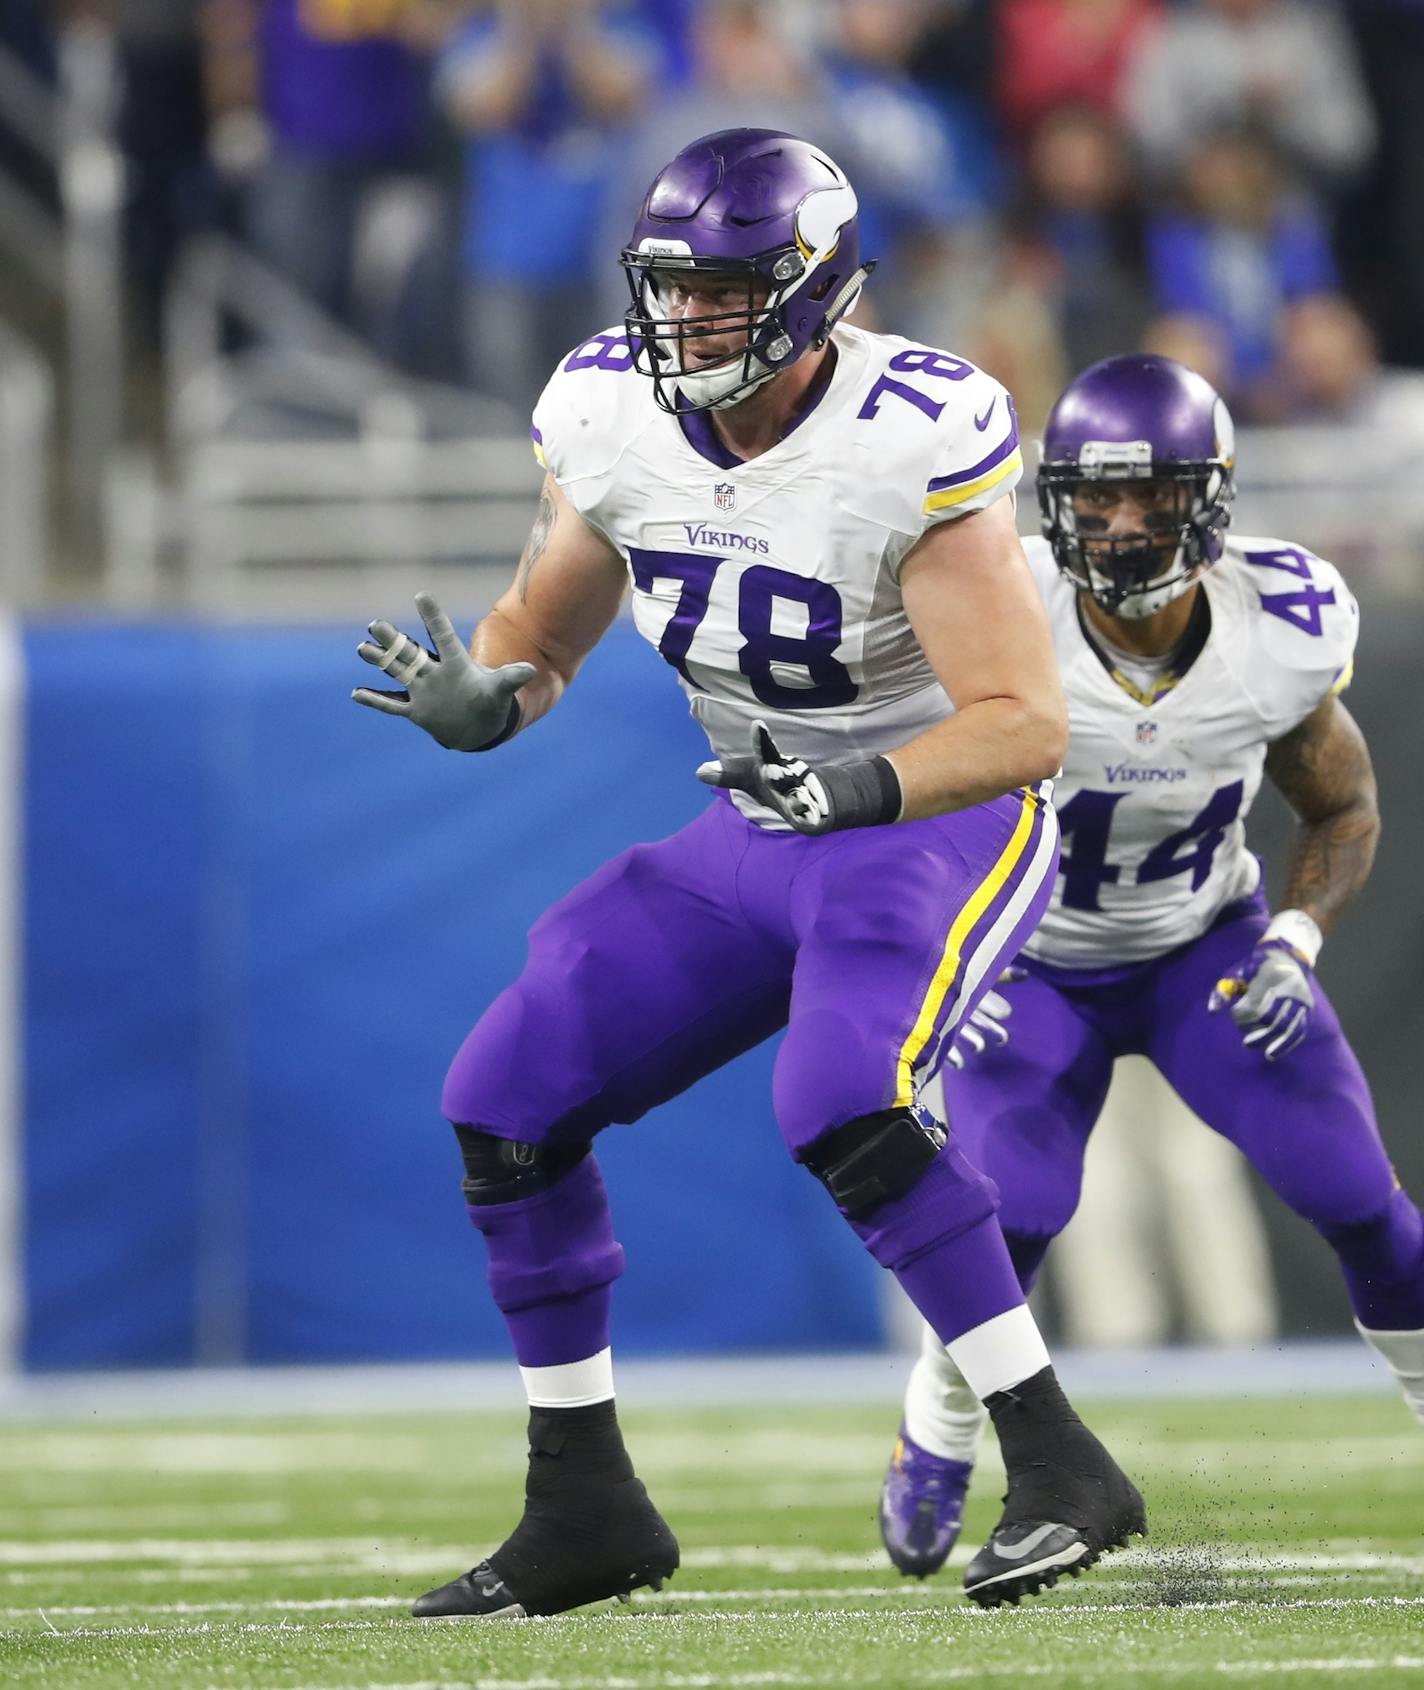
[983,1365,1077,1425]
[526,1400,634,1483]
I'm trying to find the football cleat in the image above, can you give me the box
[879,1426,974,1578]
[963,1367,1146,1608]
[413,1403,680,1620]
[410,1476,678,1619]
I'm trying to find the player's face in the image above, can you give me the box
[1072,479,1185,561]
[659,272,770,369]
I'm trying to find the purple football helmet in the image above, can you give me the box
[621,129,873,413]
[1037,355,1236,619]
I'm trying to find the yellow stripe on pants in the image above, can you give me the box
[894,789,1039,1107]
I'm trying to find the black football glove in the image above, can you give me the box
[697,721,902,835]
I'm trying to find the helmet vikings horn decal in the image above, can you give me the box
[1037,355,1237,619]
[621,129,874,414]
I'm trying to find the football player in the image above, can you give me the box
[880,353,1424,1578]
[355,129,1144,1617]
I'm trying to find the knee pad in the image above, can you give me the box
[801,1107,946,1219]
[453,1125,590,1207]
[454,1126,625,1314]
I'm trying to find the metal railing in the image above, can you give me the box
[105,230,532,612]
[0,27,123,549]
[0,326,53,605]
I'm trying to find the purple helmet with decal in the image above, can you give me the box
[621,129,873,414]
[1037,354,1236,619]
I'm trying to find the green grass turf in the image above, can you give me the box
[0,1393,1421,1689]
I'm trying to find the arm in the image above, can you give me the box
[891,497,1068,821]
[698,499,1066,833]
[561,3,649,121]
[1206,694,1378,1061]
[473,472,628,733]
[1263,693,1380,937]
[441,4,545,133]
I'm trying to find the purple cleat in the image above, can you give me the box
[879,1426,974,1578]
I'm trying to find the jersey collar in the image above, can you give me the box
[1076,588,1213,708]
[675,341,841,470]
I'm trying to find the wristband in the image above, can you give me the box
[820,754,904,828]
[472,696,522,753]
[1264,907,1322,968]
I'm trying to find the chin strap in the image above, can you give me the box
[812,262,877,348]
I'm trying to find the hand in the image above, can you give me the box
[696,721,901,835]
[1208,939,1315,1061]
[353,592,536,752]
[945,968,1025,1071]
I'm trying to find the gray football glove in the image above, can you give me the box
[353,591,536,752]
[697,720,902,835]
[946,985,1018,1070]
[1208,938,1316,1061]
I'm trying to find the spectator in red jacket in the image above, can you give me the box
[996,0,1163,148]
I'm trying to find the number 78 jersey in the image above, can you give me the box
[530,323,1023,829]
[1021,533,1359,968]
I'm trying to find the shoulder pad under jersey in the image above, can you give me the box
[836,330,1023,574]
[530,327,653,495]
[1219,536,1360,736]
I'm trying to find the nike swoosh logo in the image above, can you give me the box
[994,1521,1068,1561]
[974,398,997,431]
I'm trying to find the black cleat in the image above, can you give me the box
[412,1401,680,1620]
[963,1366,1145,1609]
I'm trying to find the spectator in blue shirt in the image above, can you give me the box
[1145,128,1338,418]
[439,0,656,408]
[820,0,1001,337]
[1007,104,1152,380]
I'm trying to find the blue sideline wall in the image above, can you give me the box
[19,619,882,1370]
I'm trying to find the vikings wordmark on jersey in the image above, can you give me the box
[1021,532,1358,967]
[530,323,1023,829]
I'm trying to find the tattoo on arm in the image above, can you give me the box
[515,485,556,605]
[1264,696,1380,935]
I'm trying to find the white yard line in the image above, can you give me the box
[1217,1664,1424,1677]
[12,1592,1424,1633]
[5,1537,1424,1576]
[240,1663,1424,1690]
[0,1426,1415,1479]
[2,1500,292,1530]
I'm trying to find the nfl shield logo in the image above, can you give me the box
[1136,720,1157,745]
[714,482,736,512]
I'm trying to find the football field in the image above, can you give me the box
[1,1392,1422,1690]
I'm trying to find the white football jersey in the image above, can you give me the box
[1022,533,1358,967]
[531,323,1023,828]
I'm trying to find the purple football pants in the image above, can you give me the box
[444,788,1059,1367]
[944,889,1424,1331]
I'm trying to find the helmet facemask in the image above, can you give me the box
[1038,441,1234,620]
[621,249,794,412]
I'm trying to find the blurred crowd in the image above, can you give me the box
[6,0,1424,430]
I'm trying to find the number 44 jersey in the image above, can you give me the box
[1021,533,1359,968]
[530,323,1023,829]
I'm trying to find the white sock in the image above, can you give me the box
[903,1319,989,1463]
[518,1346,615,1408]
[1356,1320,1424,1425]
[946,1305,1051,1402]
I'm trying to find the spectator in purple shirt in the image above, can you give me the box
[241,0,442,329]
